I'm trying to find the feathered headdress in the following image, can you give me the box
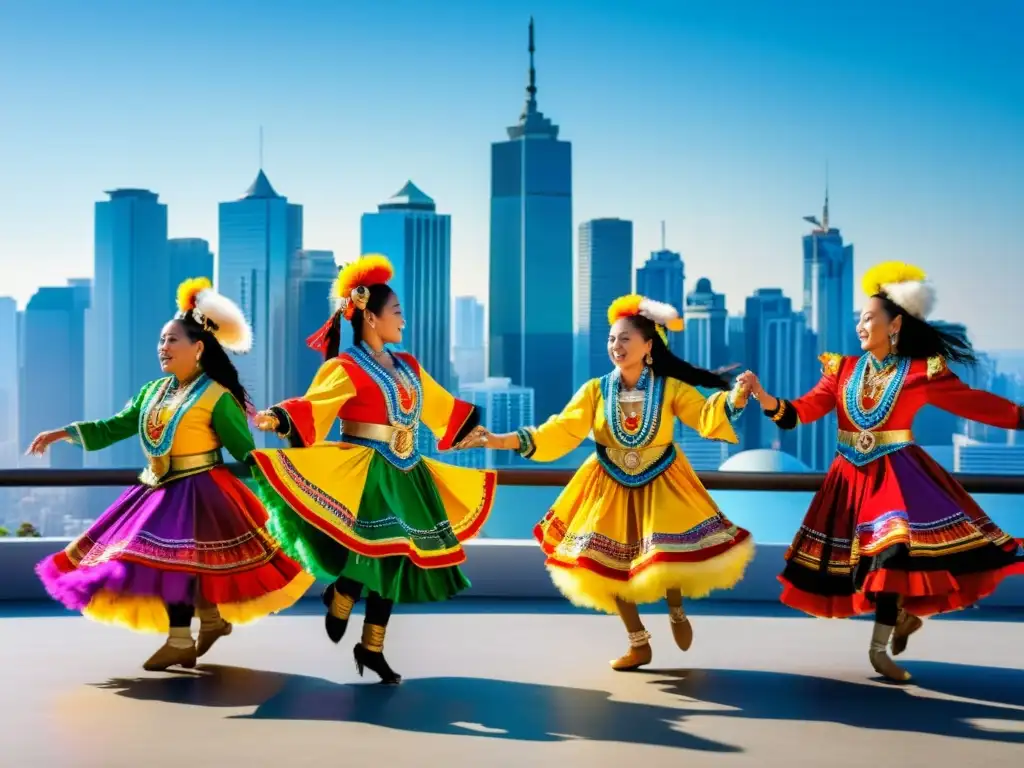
[607,294,684,346]
[861,261,936,320]
[175,277,253,354]
[332,253,394,320]
[306,253,395,353]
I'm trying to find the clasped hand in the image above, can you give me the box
[253,411,280,432]
[735,371,765,400]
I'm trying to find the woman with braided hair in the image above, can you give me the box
[29,278,313,671]
[738,261,1024,683]
[249,254,495,685]
[468,294,755,671]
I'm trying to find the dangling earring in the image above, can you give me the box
[644,352,653,366]
[889,332,899,355]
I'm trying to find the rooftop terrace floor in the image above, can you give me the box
[3,600,1023,767]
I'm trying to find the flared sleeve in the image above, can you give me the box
[672,381,743,444]
[270,358,357,447]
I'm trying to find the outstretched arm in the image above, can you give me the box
[66,383,155,451]
[926,358,1023,430]
[419,366,484,450]
[263,358,356,447]
[741,354,840,430]
[673,381,746,444]
[491,382,597,463]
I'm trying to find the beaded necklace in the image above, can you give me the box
[602,366,664,449]
[139,374,212,457]
[350,343,422,429]
[844,353,910,431]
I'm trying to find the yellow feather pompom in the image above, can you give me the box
[176,277,212,313]
[333,253,395,301]
[861,261,927,297]
[607,294,644,326]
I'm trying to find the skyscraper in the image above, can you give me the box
[361,181,452,388]
[802,187,855,356]
[683,277,729,370]
[20,281,91,469]
[167,237,214,288]
[84,188,169,468]
[0,297,18,468]
[287,249,337,397]
[576,218,633,385]
[488,18,573,420]
[635,232,685,358]
[217,169,302,442]
[744,288,825,466]
[453,296,486,386]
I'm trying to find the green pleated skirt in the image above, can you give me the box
[251,452,472,604]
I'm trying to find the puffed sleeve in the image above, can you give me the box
[672,382,742,444]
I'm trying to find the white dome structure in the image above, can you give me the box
[719,449,812,473]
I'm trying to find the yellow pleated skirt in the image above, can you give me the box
[534,450,754,614]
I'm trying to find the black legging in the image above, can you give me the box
[166,576,197,628]
[875,592,899,625]
[333,574,394,628]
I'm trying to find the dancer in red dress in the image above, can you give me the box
[738,261,1023,683]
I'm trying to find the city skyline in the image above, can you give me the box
[2,2,1022,349]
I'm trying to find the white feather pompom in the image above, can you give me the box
[194,289,253,354]
[881,280,936,320]
[638,298,679,326]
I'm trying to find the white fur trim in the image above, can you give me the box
[881,279,936,320]
[638,297,679,327]
[194,289,253,353]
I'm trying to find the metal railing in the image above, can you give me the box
[1,466,1023,494]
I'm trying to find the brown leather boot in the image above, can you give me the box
[610,630,653,671]
[891,610,922,656]
[668,605,693,651]
[197,620,233,657]
[143,640,197,672]
[868,623,911,683]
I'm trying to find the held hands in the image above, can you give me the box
[25,429,70,457]
[453,425,493,450]
[736,371,778,411]
[253,410,281,432]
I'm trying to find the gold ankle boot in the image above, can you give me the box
[610,629,653,671]
[891,610,922,657]
[668,606,693,651]
[144,629,197,672]
[868,623,911,683]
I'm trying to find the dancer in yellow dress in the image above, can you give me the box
[248,254,494,684]
[473,294,755,670]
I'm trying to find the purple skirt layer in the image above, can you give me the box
[36,469,277,611]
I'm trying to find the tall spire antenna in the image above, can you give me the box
[526,17,537,111]
[259,126,264,169]
[822,160,830,230]
[661,220,666,250]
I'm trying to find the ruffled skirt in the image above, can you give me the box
[534,452,754,614]
[780,445,1024,618]
[36,466,314,633]
[249,443,496,603]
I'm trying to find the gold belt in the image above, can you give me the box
[837,429,913,455]
[342,420,416,460]
[600,444,669,475]
[139,449,222,487]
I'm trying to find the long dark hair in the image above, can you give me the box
[873,293,977,365]
[321,283,395,361]
[175,315,253,408]
[625,315,731,390]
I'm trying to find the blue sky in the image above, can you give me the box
[1,0,1022,349]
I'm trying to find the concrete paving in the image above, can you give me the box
[2,601,1023,768]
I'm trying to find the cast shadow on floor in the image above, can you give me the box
[93,659,1024,750]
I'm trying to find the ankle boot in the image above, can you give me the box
[668,605,693,651]
[144,627,197,672]
[869,622,911,683]
[891,610,923,657]
[610,629,653,671]
[196,605,232,657]
[353,623,401,684]
[322,584,357,644]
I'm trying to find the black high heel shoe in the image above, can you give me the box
[353,643,402,685]
[321,584,351,644]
